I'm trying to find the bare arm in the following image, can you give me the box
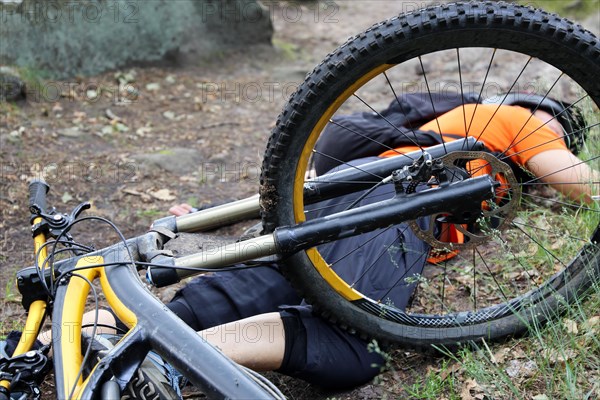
[525,149,599,204]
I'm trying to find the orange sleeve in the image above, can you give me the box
[504,107,568,166]
[415,105,567,166]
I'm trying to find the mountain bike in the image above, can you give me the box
[2,1,600,399]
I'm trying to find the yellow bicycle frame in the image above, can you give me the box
[0,217,48,392]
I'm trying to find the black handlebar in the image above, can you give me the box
[28,179,50,221]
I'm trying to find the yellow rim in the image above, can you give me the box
[293,64,393,302]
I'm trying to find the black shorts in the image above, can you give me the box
[166,265,384,389]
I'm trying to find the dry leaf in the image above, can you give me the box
[440,362,461,381]
[146,82,161,91]
[460,378,479,400]
[492,347,511,364]
[563,318,579,334]
[122,188,151,201]
[584,316,599,331]
[543,348,577,366]
[149,189,175,201]
[163,111,176,120]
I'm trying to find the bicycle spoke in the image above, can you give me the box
[350,230,404,289]
[418,55,448,154]
[456,48,469,141]
[475,247,509,303]
[499,72,564,154]
[383,71,425,155]
[327,118,414,160]
[465,48,497,145]
[472,249,477,311]
[352,93,427,151]
[328,226,394,266]
[310,149,385,180]
[473,56,533,144]
[267,5,600,341]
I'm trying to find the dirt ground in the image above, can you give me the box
[0,2,444,398]
[1,1,598,399]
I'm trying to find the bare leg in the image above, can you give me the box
[37,309,117,345]
[199,312,286,371]
[39,310,286,372]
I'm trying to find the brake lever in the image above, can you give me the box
[30,202,91,239]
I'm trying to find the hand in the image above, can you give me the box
[169,203,196,216]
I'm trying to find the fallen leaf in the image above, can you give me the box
[563,318,579,334]
[492,347,511,364]
[115,122,129,132]
[122,188,151,201]
[149,189,175,201]
[532,395,549,400]
[146,82,161,91]
[136,127,152,137]
[115,69,137,84]
[86,89,99,100]
[543,348,577,366]
[105,108,122,122]
[73,111,87,120]
[62,192,73,203]
[584,316,599,331]
[460,378,479,400]
[440,362,461,381]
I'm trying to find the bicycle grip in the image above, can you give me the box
[28,178,50,216]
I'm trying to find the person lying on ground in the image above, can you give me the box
[4,93,596,393]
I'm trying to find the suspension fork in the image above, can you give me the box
[148,174,497,286]
[1,182,51,395]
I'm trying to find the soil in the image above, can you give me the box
[1,1,598,399]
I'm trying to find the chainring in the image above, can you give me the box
[408,151,521,252]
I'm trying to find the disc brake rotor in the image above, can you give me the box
[408,151,521,251]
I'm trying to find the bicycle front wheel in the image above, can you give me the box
[260,2,600,347]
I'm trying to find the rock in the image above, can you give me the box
[505,359,538,378]
[0,66,26,102]
[163,111,176,120]
[57,127,85,138]
[133,148,203,175]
